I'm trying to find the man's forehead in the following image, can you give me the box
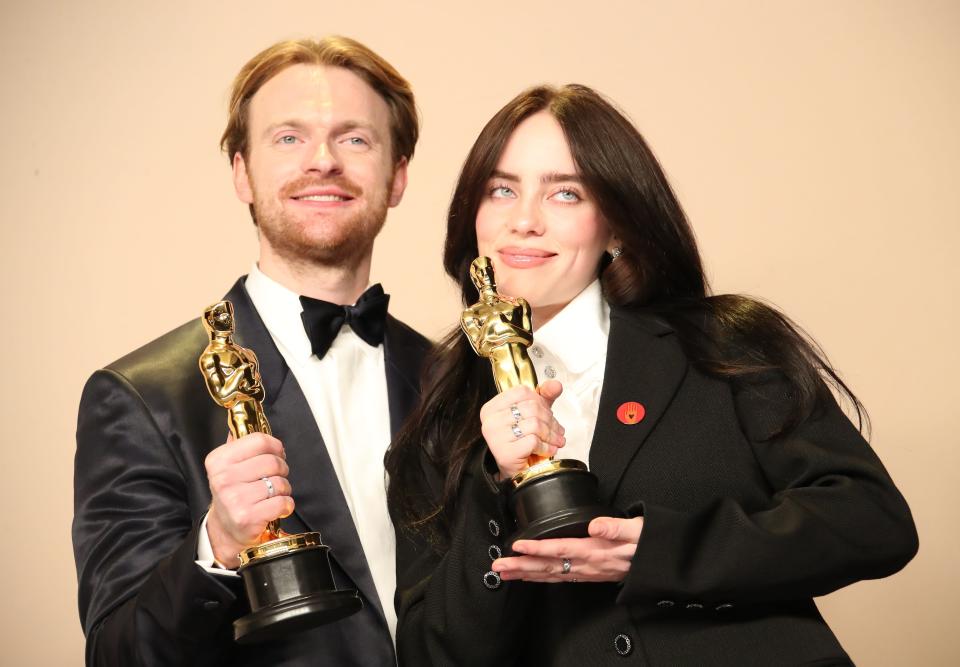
[248,63,388,127]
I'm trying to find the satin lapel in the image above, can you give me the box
[224,279,286,403]
[383,315,428,436]
[589,308,689,505]
[225,278,385,623]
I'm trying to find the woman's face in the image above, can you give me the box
[475,111,613,325]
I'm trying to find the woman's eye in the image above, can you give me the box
[490,185,515,198]
[553,189,580,202]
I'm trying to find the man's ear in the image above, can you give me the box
[232,152,253,204]
[388,157,408,208]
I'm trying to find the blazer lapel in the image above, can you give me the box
[589,307,689,505]
[383,315,429,436]
[225,279,385,623]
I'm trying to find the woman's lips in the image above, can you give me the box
[497,247,556,268]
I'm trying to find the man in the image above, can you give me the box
[72,36,429,666]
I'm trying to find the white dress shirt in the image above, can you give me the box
[528,280,610,466]
[197,263,397,640]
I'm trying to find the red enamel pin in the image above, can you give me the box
[616,401,645,425]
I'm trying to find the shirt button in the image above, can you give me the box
[656,600,675,609]
[614,633,633,656]
[686,602,704,610]
[488,544,502,561]
[487,519,500,537]
[531,346,544,358]
[482,571,501,590]
[715,603,734,612]
[544,366,557,379]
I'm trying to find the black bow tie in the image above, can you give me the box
[299,284,390,359]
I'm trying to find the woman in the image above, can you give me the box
[385,84,917,666]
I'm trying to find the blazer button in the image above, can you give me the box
[656,600,675,609]
[614,633,633,656]
[201,600,221,611]
[685,602,704,610]
[488,544,502,561]
[488,519,501,537]
[715,603,734,612]
[482,570,501,590]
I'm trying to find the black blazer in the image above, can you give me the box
[394,306,917,666]
[73,278,430,666]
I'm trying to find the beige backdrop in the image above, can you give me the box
[2,1,957,664]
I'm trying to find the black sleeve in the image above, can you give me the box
[394,447,538,667]
[618,374,918,609]
[73,369,244,665]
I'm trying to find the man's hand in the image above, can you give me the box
[204,433,293,567]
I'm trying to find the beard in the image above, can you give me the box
[251,172,391,268]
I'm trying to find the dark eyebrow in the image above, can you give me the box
[488,170,582,184]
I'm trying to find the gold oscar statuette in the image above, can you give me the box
[200,300,361,642]
[462,257,615,544]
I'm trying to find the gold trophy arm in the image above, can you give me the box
[460,310,485,354]
[518,297,533,333]
[201,354,254,403]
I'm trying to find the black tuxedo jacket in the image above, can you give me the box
[395,306,918,667]
[73,278,430,666]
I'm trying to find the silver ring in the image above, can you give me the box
[510,404,522,422]
[511,423,523,439]
[262,476,276,499]
[561,558,572,575]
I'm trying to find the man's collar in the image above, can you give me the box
[244,263,314,360]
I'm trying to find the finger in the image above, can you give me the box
[588,516,644,544]
[480,386,540,420]
[511,417,562,447]
[208,432,285,468]
[537,380,564,406]
[218,453,289,486]
[252,495,296,523]
[510,537,590,559]
[255,475,293,501]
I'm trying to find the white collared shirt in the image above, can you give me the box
[197,263,397,640]
[528,280,610,466]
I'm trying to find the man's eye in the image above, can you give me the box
[346,136,368,146]
[278,135,298,144]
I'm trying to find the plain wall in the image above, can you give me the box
[2,1,957,664]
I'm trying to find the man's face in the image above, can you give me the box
[233,64,407,269]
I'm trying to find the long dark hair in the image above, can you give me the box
[386,84,864,544]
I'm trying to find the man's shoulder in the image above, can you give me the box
[101,317,208,395]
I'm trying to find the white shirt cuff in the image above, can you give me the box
[196,512,240,577]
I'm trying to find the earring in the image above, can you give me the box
[610,246,623,259]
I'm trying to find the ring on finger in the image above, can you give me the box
[510,404,522,422]
[561,558,572,575]
[511,422,523,440]
[262,476,276,499]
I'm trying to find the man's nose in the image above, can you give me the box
[302,140,341,175]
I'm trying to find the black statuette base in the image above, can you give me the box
[507,466,621,550]
[234,543,362,643]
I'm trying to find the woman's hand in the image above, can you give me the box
[492,516,644,583]
[479,380,566,479]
